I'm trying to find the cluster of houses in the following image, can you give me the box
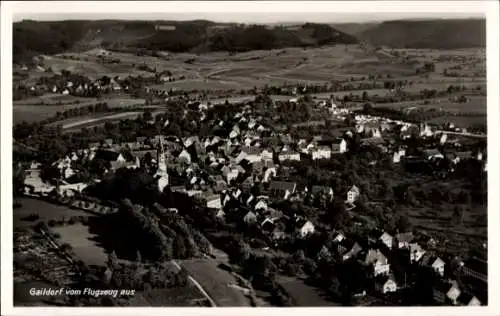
[21,94,487,306]
[315,229,485,306]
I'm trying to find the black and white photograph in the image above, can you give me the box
[1,1,499,314]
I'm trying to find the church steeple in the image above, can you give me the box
[156,136,169,192]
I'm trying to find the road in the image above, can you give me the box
[435,130,487,139]
[61,110,165,129]
[171,260,217,307]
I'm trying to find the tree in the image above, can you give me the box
[13,164,26,196]
[107,250,118,270]
[452,205,465,225]
[396,214,411,232]
[362,91,369,101]
[362,102,373,112]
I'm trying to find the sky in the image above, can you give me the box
[14,12,484,24]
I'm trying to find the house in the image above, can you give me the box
[311,146,332,160]
[419,123,433,137]
[346,185,360,203]
[237,147,263,163]
[409,243,426,262]
[311,185,334,200]
[375,275,398,294]
[336,239,363,261]
[394,232,414,249]
[433,281,461,305]
[457,292,481,306]
[363,249,390,276]
[278,148,301,162]
[92,150,126,163]
[333,232,346,243]
[393,148,406,164]
[243,211,258,225]
[216,209,226,220]
[260,149,274,162]
[298,220,315,238]
[430,257,446,276]
[332,138,348,154]
[255,200,268,211]
[204,194,222,210]
[263,167,277,183]
[423,149,444,160]
[439,133,448,145]
[379,232,393,249]
[269,181,297,200]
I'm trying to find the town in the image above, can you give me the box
[12,17,487,308]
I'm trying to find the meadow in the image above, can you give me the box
[51,223,108,267]
[13,94,145,124]
[14,198,92,229]
[14,45,486,125]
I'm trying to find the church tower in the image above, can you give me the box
[156,136,169,192]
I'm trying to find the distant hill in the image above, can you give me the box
[358,19,486,49]
[330,22,380,36]
[13,19,358,63]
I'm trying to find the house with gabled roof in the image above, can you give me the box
[457,292,481,306]
[433,280,461,305]
[346,185,360,203]
[394,232,414,249]
[409,243,426,263]
[420,254,446,276]
[336,239,363,262]
[269,181,297,200]
[236,146,263,164]
[362,249,390,276]
[379,232,394,249]
[297,220,315,238]
[243,211,258,225]
[375,274,397,294]
[311,146,332,160]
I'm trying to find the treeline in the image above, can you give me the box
[14,20,358,63]
[359,19,486,49]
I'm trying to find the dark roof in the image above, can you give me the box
[433,280,457,294]
[423,148,442,156]
[395,232,414,243]
[93,150,122,162]
[457,292,477,305]
[241,146,262,155]
[311,185,332,195]
[132,149,157,160]
[269,181,297,193]
[454,151,473,159]
[374,273,396,285]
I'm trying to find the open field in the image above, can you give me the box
[52,223,108,267]
[14,95,145,124]
[373,95,486,115]
[179,258,252,306]
[33,46,487,91]
[277,275,341,306]
[14,198,92,229]
[428,115,486,128]
[59,109,165,133]
[15,45,485,128]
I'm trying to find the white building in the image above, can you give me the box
[346,185,360,203]
[298,220,315,238]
